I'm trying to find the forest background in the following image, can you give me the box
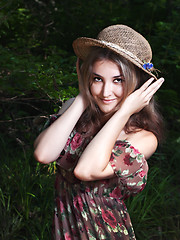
[0,0,180,239]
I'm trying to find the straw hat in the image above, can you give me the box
[73,24,157,79]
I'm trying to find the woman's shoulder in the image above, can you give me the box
[124,129,158,160]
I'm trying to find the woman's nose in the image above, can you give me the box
[102,82,112,97]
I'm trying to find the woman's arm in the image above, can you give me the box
[34,98,75,149]
[34,94,87,164]
[74,106,131,180]
[74,77,164,181]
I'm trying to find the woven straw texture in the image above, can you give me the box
[73,25,156,78]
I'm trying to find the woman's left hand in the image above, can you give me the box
[120,77,164,116]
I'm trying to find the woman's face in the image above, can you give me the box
[90,59,124,114]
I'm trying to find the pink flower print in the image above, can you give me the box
[116,141,127,148]
[123,154,133,166]
[139,183,146,192]
[95,216,104,228]
[89,198,96,207]
[59,201,65,214]
[71,228,79,237]
[65,232,71,240]
[118,222,123,228]
[85,187,91,192]
[101,208,117,229]
[130,146,140,155]
[71,133,83,151]
[109,187,123,199]
[73,195,84,212]
[56,197,65,214]
[64,138,70,151]
[139,170,146,178]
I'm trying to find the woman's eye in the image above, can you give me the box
[114,78,123,83]
[93,77,102,82]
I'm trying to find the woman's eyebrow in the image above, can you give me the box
[93,72,123,78]
[112,74,124,78]
[92,72,102,77]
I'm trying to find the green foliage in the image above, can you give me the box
[0,134,55,240]
[127,162,180,239]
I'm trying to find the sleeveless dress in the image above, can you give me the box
[50,119,149,240]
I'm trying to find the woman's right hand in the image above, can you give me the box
[120,77,164,116]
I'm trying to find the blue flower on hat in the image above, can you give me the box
[143,62,153,70]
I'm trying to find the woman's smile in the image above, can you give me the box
[90,60,124,114]
[101,98,117,104]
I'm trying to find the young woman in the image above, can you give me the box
[34,24,164,239]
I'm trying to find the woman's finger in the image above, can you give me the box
[146,79,164,102]
[141,78,164,105]
[143,78,164,97]
[139,77,155,91]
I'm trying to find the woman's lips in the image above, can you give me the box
[101,98,116,104]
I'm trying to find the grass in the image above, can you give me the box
[0,130,180,240]
[126,150,180,240]
[0,134,55,240]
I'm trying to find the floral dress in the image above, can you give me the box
[50,121,148,240]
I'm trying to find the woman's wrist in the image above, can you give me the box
[76,93,89,111]
[116,105,131,121]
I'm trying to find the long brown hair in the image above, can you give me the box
[75,47,164,143]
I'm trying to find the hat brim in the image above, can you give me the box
[73,37,157,80]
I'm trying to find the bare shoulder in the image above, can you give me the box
[126,130,158,159]
[58,98,75,115]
